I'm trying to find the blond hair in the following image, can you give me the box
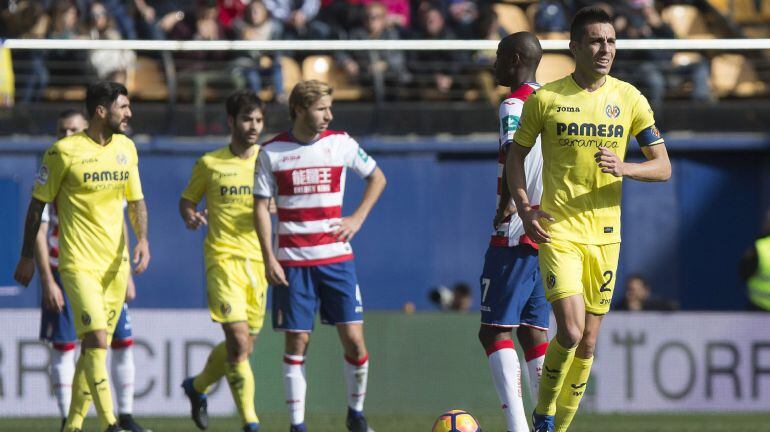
[289,80,333,120]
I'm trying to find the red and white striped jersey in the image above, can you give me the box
[254,130,377,267]
[41,203,60,268]
[490,82,544,248]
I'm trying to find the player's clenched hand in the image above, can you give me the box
[595,147,626,177]
[13,257,35,287]
[184,209,208,230]
[42,280,65,313]
[521,207,554,243]
[266,258,288,286]
[132,239,151,275]
[331,215,364,242]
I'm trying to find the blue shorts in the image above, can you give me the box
[272,260,363,332]
[40,268,133,348]
[479,245,550,329]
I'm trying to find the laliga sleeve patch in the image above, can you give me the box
[357,148,370,162]
[36,165,49,185]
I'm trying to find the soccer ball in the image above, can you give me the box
[431,409,481,432]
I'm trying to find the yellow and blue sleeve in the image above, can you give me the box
[630,92,664,147]
[32,143,68,203]
[181,156,207,204]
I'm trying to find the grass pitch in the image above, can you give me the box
[3,413,770,431]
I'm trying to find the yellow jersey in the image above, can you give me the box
[181,145,263,265]
[32,132,143,271]
[514,75,664,244]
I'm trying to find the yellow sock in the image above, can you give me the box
[193,341,227,394]
[535,338,576,416]
[82,348,116,429]
[64,358,92,431]
[554,356,594,432]
[225,359,259,425]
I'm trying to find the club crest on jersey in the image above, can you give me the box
[116,153,128,165]
[81,312,92,326]
[36,165,49,185]
[605,104,621,119]
[220,302,232,316]
[547,273,557,289]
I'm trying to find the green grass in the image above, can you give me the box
[4,413,770,432]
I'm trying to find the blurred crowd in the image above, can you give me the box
[1,0,725,117]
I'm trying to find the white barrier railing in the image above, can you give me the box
[4,38,770,51]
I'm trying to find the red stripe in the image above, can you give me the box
[274,166,343,196]
[279,232,340,248]
[283,356,305,365]
[485,339,515,356]
[345,353,369,366]
[518,234,539,250]
[525,342,549,362]
[262,131,292,146]
[50,247,59,258]
[490,236,509,247]
[507,84,536,102]
[111,338,134,349]
[53,342,77,351]
[277,206,341,222]
[280,254,354,267]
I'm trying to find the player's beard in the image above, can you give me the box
[107,114,127,135]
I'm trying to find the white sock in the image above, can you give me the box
[111,344,135,415]
[283,354,307,426]
[524,342,548,405]
[343,354,369,413]
[486,340,528,432]
[50,346,76,419]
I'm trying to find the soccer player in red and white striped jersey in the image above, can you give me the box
[253,80,386,432]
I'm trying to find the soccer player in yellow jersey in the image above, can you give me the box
[179,90,268,432]
[14,81,151,432]
[508,8,671,432]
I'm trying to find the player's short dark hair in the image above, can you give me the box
[85,81,128,118]
[570,7,613,42]
[225,89,264,119]
[58,108,85,120]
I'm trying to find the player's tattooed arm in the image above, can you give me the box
[14,198,47,286]
[128,199,151,274]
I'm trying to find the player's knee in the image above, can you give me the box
[576,334,598,358]
[556,325,583,349]
[285,332,310,355]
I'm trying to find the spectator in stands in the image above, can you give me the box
[616,274,678,311]
[7,1,51,103]
[335,1,411,101]
[95,0,138,39]
[133,0,187,40]
[47,0,90,83]
[739,211,770,311]
[408,4,468,96]
[534,0,570,33]
[263,0,331,39]
[86,1,137,83]
[613,0,711,112]
[217,0,249,30]
[231,0,287,103]
[446,0,478,39]
[170,0,243,134]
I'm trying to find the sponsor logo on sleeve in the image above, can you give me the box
[36,165,49,185]
[501,115,520,134]
[357,148,369,162]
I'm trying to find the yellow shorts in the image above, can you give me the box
[206,258,268,334]
[538,239,621,315]
[59,268,128,339]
